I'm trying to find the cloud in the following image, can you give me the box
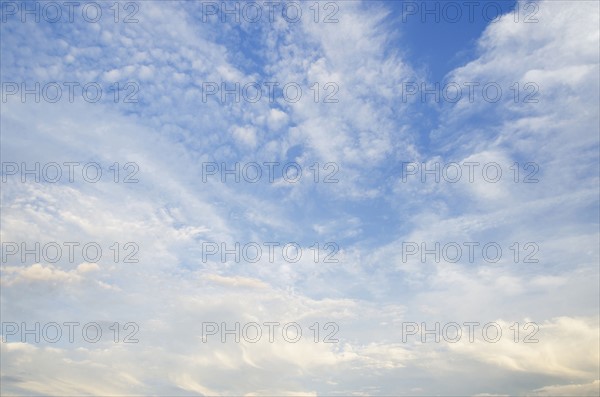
[0,0,598,395]
[531,380,600,396]
[1,263,88,286]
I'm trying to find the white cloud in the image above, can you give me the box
[531,380,600,396]
[0,0,598,395]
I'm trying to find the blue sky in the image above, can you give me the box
[1,0,599,395]
[392,0,519,80]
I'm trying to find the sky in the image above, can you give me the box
[0,0,599,395]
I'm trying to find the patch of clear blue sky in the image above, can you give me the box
[387,0,518,82]
[385,0,519,161]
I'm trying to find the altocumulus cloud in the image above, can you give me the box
[0,0,598,395]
